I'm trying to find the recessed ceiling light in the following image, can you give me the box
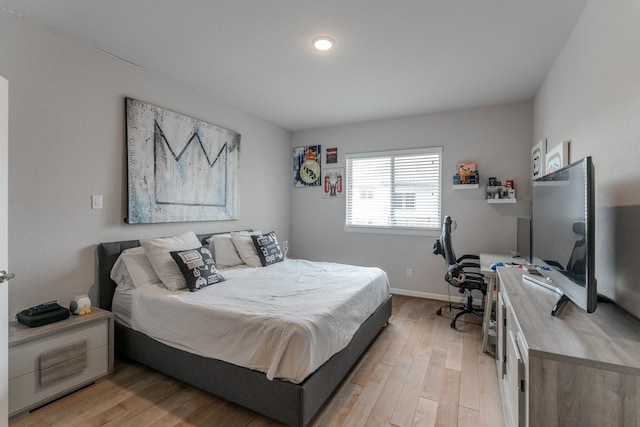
[312,36,334,51]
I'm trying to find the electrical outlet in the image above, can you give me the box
[406,268,413,278]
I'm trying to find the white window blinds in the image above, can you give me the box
[345,147,442,233]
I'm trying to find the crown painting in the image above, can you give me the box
[126,98,241,224]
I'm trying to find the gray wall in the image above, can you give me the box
[534,0,640,318]
[291,102,532,299]
[0,11,292,315]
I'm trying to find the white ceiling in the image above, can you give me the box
[0,0,587,131]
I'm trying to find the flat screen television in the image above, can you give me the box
[530,156,596,314]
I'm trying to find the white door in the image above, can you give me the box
[0,75,9,425]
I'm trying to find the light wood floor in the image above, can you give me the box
[9,295,504,427]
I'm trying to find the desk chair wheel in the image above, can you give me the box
[435,306,467,329]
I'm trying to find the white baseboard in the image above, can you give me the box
[389,287,483,305]
[389,288,451,302]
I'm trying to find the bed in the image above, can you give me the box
[97,232,392,427]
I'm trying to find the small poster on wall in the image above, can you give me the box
[323,167,345,198]
[531,139,546,180]
[293,145,321,187]
[326,147,338,164]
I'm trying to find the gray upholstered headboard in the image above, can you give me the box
[96,232,219,311]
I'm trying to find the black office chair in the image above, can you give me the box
[433,216,487,329]
[432,216,483,279]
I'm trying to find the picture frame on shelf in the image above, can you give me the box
[455,161,478,184]
[531,139,546,180]
[545,140,570,173]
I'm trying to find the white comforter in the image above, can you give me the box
[128,259,390,383]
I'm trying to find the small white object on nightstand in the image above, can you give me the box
[69,294,92,315]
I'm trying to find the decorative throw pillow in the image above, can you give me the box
[170,246,225,292]
[208,233,244,268]
[252,231,285,266]
[230,231,262,268]
[140,231,203,291]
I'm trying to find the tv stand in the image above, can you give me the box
[550,294,569,316]
[522,273,569,316]
[496,268,640,427]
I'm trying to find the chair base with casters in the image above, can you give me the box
[436,289,485,329]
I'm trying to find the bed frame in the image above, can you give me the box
[97,234,392,427]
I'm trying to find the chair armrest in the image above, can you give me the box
[464,271,484,279]
[459,262,482,271]
[457,254,480,263]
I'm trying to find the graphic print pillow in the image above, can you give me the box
[251,231,285,266]
[170,246,225,292]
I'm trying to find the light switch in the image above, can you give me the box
[91,194,103,210]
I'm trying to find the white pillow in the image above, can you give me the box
[110,252,135,289]
[140,231,202,291]
[110,246,162,289]
[208,233,244,268]
[230,231,262,268]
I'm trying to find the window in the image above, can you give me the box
[345,147,442,235]
[397,192,417,210]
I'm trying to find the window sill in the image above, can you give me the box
[344,225,440,237]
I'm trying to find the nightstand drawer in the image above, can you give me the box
[9,345,109,415]
[9,319,107,380]
[40,340,87,386]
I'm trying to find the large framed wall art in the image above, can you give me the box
[126,98,241,224]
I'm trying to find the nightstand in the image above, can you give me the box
[9,307,114,418]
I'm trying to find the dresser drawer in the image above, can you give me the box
[9,319,108,380]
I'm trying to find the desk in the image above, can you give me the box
[479,253,525,353]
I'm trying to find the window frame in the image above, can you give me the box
[344,147,442,236]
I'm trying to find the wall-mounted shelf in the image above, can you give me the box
[486,183,515,203]
[452,184,479,189]
[487,198,516,204]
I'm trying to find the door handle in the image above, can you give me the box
[0,270,15,283]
